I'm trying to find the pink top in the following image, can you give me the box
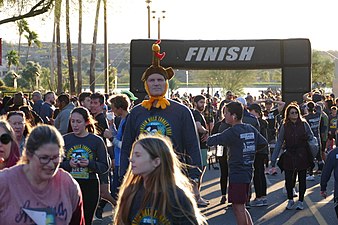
[0,165,83,224]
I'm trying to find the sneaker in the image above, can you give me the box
[286,200,295,210]
[220,195,227,204]
[251,198,264,207]
[296,201,304,210]
[197,198,209,207]
[94,207,103,221]
[262,198,268,206]
[306,175,315,181]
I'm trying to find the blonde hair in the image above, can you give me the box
[114,135,206,225]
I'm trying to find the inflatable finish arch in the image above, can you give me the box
[130,39,311,103]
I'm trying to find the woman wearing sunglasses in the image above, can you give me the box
[270,102,315,210]
[0,125,85,224]
[0,120,20,170]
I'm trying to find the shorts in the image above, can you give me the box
[228,183,250,204]
[201,148,208,167]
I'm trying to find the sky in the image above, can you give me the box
[1,0,338,51]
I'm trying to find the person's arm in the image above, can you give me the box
[271,124,285,167]
[87,136,110,174]
[207,129,228,147]
[320,150,336,196]
[183,110,202,179]
[69,196,85,225]
[119,113,135,178]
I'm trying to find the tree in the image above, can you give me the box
[24,30,42,62]
[6,50,19,70]
[77,0,83,94]
[21,61,41,90]
[16,19,29,62]
[66,0,75,94]
[54,0,63,94]
[0,0,54,25]
[89,0,101,92]
[195,70,253,96]
[312,51,334,88]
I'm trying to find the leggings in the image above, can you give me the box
[253,154,268,198]
[77,179,100,225]
[285,169,307,201]
[218,154,228,196]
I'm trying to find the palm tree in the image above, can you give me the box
[6,50,19,71]
[66,0,75,94]
[103,0,109,93]
[16,19,29,63]
[24,30,42,62]
[54,0,63,94]
[77,0,83,94]
[89,0,101,92]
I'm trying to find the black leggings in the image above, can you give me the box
[77,179,100,225]
[218,154,228,196]
[285,169,307,201]
[253,154,268,198]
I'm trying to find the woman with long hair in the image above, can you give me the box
[0,120,20,170]
[271,102,315,210]
[60,106,110,224]
[114,135,207,225]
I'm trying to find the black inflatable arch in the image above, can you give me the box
[130,39,311,104]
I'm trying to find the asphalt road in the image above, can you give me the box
[95,164,337,225]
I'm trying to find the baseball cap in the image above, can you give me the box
[236,97,247,106]
[121,90,138,101]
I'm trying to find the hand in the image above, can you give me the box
[320,191,327,198]
[69,158,78,168]
[78,158,89,167]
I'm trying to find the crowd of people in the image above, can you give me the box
[1,40,338,225]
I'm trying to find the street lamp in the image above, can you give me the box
[152,10,166,40]
[145,0,152,39]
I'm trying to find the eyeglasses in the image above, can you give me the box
[289,111,299,115]
[0,133,12,145]
[33,153,62,165]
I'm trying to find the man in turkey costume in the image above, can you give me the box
[120,40,202,182]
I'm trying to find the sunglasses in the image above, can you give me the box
[0,133,12,145]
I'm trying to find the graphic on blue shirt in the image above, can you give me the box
[140,116,172,137]
[66,145,93,179]
[132,208,170,225]
[240,132,256,165]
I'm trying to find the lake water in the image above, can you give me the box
[91,86,333,99]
